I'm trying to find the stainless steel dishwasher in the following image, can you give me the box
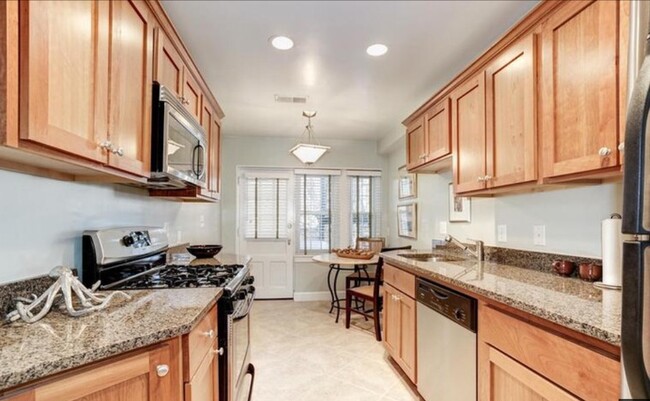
[416,278,477,401]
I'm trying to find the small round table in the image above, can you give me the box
[312,253,380,323]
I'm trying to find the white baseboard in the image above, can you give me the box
[293,291,345,302]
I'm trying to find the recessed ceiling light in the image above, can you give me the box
[366,43,388,57]
[270,36,294,50]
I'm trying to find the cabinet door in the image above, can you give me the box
[405,117,426,170]
[107,0,153,177]
[183,71,202,121]
[485,34,537,188]
[19,0,108,163]
[397,290,417,383]
[16,343,179,401]
[211,118,222,197]
[200,101,214,197]
[383,284,401,359]
[452,73,486,193]
[155,30,184,98]
[184,343,219,401]
[540,0,619,178]
[479,344,579,401]
[424,98,451,162]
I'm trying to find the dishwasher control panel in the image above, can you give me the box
[416,278,477,332]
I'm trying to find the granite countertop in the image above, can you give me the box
[380,250,621,346]
[0,287,222,393]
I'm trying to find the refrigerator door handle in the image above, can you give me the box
[622,241,650,398]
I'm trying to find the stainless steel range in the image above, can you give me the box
[81,227,255,401]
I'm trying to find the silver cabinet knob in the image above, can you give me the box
[203,329,215,339]
[156,364,169,377]
[99,140,113,151]
[111,147,124,157]
[211,347,224,356]
[618,142,625,152]
[484,175,492,181]
[598,147,612,157]
[477,176,485,182]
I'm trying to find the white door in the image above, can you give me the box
[237,168,294,299]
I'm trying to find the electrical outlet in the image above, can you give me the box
[497,225,507,242]
[533,225,546,246]
[439,221,448,235]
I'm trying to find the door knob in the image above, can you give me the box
[618,142,625,152]
[598,147,612,157]
[202,329,215,338]
[156,364,169,377]
[111,147,124,157]
[99,141,113,152]
[483,175,492,181]
[212,347,225,356]
[477,176,485,182]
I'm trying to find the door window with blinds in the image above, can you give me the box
[295,173,340,254]
[349,174,381,245]
[244,177,289,239]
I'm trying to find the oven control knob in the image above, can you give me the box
[248,285,256,294]
[122,235,135,247]
[235,290,247,300]
[453,308,466,321]
[245,276,255,285]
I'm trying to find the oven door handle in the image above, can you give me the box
[244,363,255,401]
[233,294,255,321]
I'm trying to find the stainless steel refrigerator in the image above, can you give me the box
[622,1,650,398]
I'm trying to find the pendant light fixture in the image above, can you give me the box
[289,111,330,165]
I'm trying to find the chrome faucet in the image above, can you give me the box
[444,235,484,262]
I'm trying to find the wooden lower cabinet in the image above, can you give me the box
[478,303,620,401]
[383,283,416,383]
[184,341,219,401]
[479,344,579,401]
[3,340,182,401]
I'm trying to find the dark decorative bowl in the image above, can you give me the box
[186,245,223,259]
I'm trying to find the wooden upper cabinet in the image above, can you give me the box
[183,71,202,122]
[8,342,180,401]
[155,29,184,98]
[452,73,486,194]
[406,117,426,171]
[485,34,537,189]
[107,0,153,178]
[540,0,620,179]
[19,0,108,163]
[210,118,221,197]
[424,98,452,162]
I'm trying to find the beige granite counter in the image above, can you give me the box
[380,250,621,346]
[0,287,222,393]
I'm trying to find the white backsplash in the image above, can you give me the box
[0,169,221,284]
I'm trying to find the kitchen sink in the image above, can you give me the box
[397,253,463,263]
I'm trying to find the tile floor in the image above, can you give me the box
[250,300,421,401]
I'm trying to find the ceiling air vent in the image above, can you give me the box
[274,95,308,104]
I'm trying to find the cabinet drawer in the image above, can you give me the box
[478,303,619,401]
[183,305,218,381]
[383,264,415,299]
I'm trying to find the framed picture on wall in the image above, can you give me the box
[397,203,417,238]
[398,166,417,199]
[448,183,471,222]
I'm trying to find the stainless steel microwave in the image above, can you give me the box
[149,83,207,189]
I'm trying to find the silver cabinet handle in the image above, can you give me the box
[211,347,224,356]
[618,142,625,152]
[156,364,169,377]
[598,147,612,157]
[203,329,215,339]
[111,147,124,157]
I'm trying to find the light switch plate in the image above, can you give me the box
[497,225,507,242]
[533,225,546,246]
[439,221,448,235]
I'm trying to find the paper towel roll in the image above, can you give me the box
[601,215,623,287]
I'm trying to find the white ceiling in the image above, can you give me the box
[162,1,539,141]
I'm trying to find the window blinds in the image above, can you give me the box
[244,177,288,239]
[349,175,381,245]
[295,174,340,254]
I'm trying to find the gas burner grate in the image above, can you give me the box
[118,264,244,289]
